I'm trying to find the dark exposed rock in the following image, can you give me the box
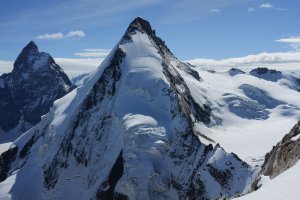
[43,47,126,190]
[207,164,232,189]
[124,17,172,56]
[250,67,281,75]
[249,67,282,82]
[19,135,36,159]
[0,146,18,182]
[261,121,300,178]
[97,151,127,200]
[179,62,201,81]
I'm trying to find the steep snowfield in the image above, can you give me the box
[1,18,299,199]
[236,161,300,200]
[0,143,11,155]
[0,18,256,200]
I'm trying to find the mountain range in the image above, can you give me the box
[0,17,299,200]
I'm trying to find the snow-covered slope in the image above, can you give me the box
[0,17,256,200]
[0,41,75,142]
[235,121,300,199]
[184,65,300,165]
[250,67,300,92]
[261,121,300,178]
[70,73,89,87]
[236,161,300,200]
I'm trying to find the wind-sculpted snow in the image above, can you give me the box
[223,93,270,120]
[223,84,288,120]
[239,84,285,109]
[0,17,255,200]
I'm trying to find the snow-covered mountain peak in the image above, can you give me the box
[0,41,74,137]
[122,17,173,57]
[13,41,39,71]
[126,17,153,35]
[22,40,38,52]
[13,41,56,73]
[0,18,256,200]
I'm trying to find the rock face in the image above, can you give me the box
[0,41,74,135]
[0,17,255,200]
[261,121,300,178]
[250,67,300,92]
[250,67,282,81]
[228,68,245,76]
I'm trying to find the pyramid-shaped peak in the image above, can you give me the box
[13,41,41,72]
[123,17,173,57]
[126,17,154,37]
[24,41,38,51]
[17,41,39,59]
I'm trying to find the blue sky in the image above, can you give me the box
[0,0,300,75]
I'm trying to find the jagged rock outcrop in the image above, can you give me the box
[250,67,300,92]
[250,67,281,75]
[0,41,74,135]
[0,17,255,200]
[261,121,300,178]
[228,68,245,76]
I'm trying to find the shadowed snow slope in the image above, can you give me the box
[0,17,256,200]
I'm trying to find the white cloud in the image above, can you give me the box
[248,7,255,12]
[83,48,109,52]
[209,9,220,14]
[0,60,14,75]
[54,57,102,77]
[276,36,300,50]
[277,37,300,43]
[0,47,107,77]
[188,51,300,72]
[36,32,64,40]
[75,48,110,58]
[260,3,273,9]
[65,30,86,39]
[0,57,102,78]
[74,52,109,57]
[36,30,86,40]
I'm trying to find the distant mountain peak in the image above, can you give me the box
[18,40,39,58]
[0,40,74,135]
[25,40,38,50]
[13,41,40,72]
